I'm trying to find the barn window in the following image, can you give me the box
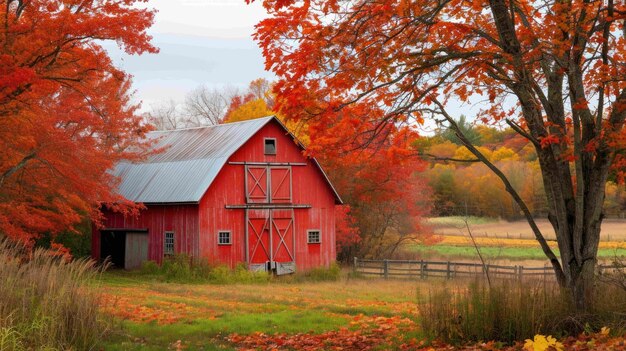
[218,231,231,245]
[264,138,276,155]
[307,230,321,244]
[164,231,175,256]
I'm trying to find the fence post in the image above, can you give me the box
[353,257,358,274]
[518,265,523,280]
[446,261,451,279]
[383,259,389,279]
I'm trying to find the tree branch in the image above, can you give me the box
[0,152,36,188]
[433,98,566,284]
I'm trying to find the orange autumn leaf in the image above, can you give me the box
[0,0,157,247]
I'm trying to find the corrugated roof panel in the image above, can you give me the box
[146,117,272,162]
[110,115,342,204]
[112,117,273,203]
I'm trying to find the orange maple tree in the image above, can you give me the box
[251,0,626,307]
[0,1,157,245]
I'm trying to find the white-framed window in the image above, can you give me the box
[307,230,321,244]
[264,138,276,155]
[218,231,232,245]
[164,231,175,256]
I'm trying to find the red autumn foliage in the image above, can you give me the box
[248,0,626,294]
[0,0,157,246]
[334,205,360,250]
[228,315,417,351]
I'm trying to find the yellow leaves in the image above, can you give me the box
[524,334,564,351]
[491,147,520,162]
[224,99,273,123]
[453,145,492,161]
[600,326,610,336]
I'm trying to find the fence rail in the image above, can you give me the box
[353,258,623,280]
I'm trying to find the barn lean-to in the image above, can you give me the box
[91,116,342,274]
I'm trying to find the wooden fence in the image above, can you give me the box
[353,258,623,280]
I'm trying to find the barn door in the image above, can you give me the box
[246,209,296,274]
[124,232,148,270]
[270,167,292,203]
[271,209,296,275]
[246,166,268,203]
[247,209,271,271]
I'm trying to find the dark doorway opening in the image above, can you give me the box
[100,231,126,269]
[100,229,149,270]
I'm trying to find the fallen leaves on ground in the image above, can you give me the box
[99,289,219,325]
[227,315,416,351]
[227,324,626,351]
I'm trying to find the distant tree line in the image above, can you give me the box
[418,117,626,220]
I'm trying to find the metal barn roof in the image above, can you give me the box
[112,116,341,204]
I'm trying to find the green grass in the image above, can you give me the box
[405,244,626,260]
[102,309,347,351]
[96,272,425,350]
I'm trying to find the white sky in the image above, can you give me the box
[106,0,274,110]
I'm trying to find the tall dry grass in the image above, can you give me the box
[419,278,626,344]
[0,238,107,350]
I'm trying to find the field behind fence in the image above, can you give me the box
[353,258,622,280]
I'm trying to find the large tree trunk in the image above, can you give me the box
[484,0,626,311]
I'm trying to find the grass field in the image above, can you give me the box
[97,273,426,350]
[96,270,626,350]
[94,217,626,349]
[404,242,626,261]
[403,234,626,261]
[426,217,626,241]
[413,217,626,262]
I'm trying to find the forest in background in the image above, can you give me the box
[417,117,626,220]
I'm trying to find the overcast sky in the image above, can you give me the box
[106,0,481,124]
[105,0,273,110]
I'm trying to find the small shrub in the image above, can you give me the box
[304,262,341,281]
[419,278,626,344]
[137,255,270,284]
[207,264,232,283]
[140,260,160,275]
[0,238,108,350]
[208,263,270,284]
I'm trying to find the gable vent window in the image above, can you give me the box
[218,231,232,245]
[164,231,175,256]
[264,138,276,155]
[307,230,321,244]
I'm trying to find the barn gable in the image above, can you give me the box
[112,116,341,204]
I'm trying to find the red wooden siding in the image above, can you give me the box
[199,121,337,270]
[92,204,199,264]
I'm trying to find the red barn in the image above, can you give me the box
[92,116,342,274]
